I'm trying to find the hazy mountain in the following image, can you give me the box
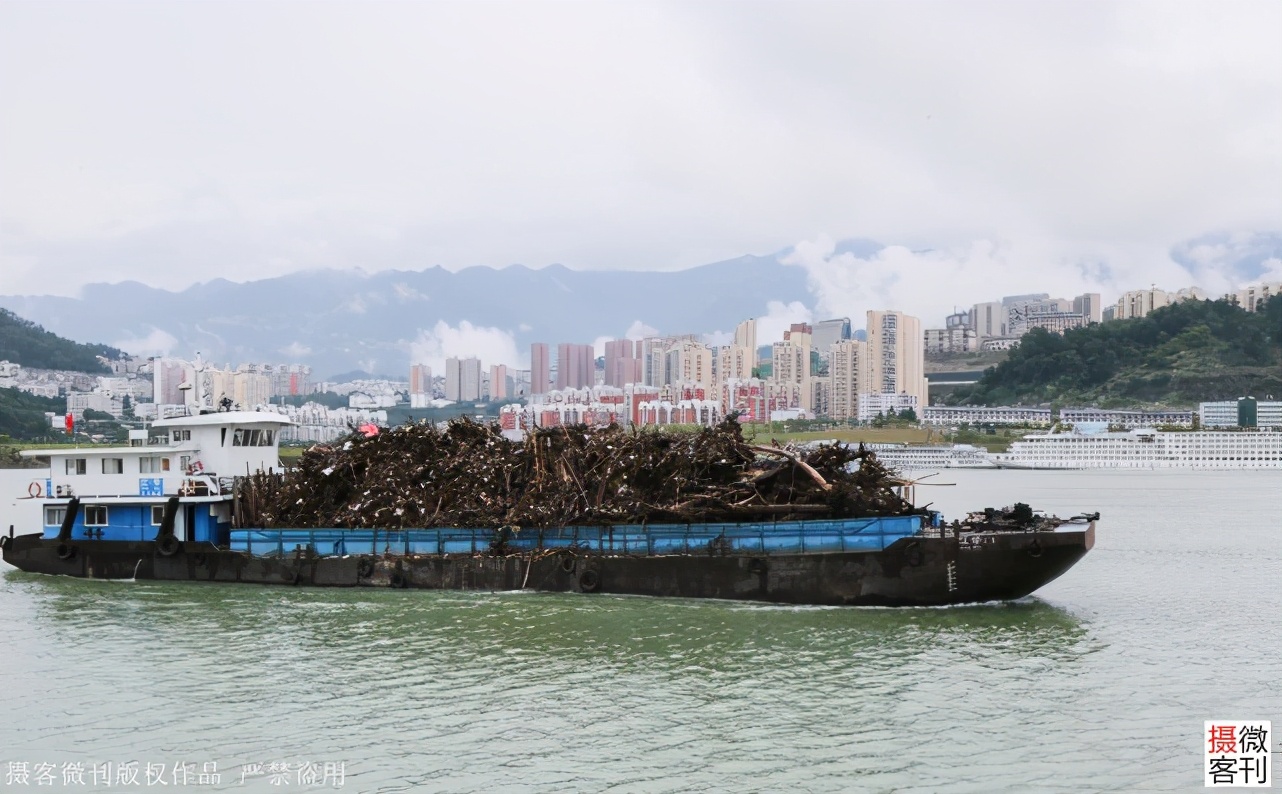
[0,251,830,374]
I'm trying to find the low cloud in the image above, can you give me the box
[113,327,178,356]
[410,320,526,372]
[779,234,1256,331]
[624,320,659,340]
[280,341,312,358]
[755,300,813,347]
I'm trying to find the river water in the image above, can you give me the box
[1,469,1278,793]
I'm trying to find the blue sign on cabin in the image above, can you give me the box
[139,478,164,496]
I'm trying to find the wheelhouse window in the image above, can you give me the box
[232,428,274,447]
[84,506,108,526]
[44,507,67,526]
[102,458,124,474]
[151,505,165,525]
[65,458,87,475]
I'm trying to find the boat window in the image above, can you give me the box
[140,456,165,473]
[233,429,269,446]
[65,458,87,475]
[180,455,191,472]
[44,507,66,526]
[102,458,124,474]
[162,458,171,471]
[172,430,191,442]
[151,505,165,525]
[84,506,108,526]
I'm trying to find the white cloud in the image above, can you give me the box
[624,320,659,340]
[779,233,1257,329]
[280,341,312,358]
[755,300,813,347]
[409,320,526,372]
[112,327,178,356]
[391,282,428,302]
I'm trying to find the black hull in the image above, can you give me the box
[1,526,1093,607]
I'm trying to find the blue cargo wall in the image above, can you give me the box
[41,504,157,542]
[230,516,924,558]
[40,502,233,544]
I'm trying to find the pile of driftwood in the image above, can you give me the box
[236,418,921,529]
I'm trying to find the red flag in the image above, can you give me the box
[64,413,74,436]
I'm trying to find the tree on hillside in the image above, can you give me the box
[0,309,125,373]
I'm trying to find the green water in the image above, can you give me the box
[2,470,1279,792]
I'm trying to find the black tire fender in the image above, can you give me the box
[578,569,600,593]
[156,535,181,557]
[1028,540,1043,558]
[56,542,76,561]
[560,555,576,573]
[357,558,375,578]
[904,541,924,567]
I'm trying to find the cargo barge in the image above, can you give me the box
[1,410,1095,606]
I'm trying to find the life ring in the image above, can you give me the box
[357,558,375,578]
[27,481,42,498]
[904,541,924,567]
[156,535,181,557]
[578,569,600,593]
[56,542,76,561]
[559,555,577,573]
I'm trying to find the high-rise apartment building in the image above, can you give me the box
[666,339,713,388]
[866,310,928,410]
[555,343,595,390]
[1073,293,1103,324]
[445,357,482,402]
[969,301,1004,338]
[811,318,851,358]
[410,364,432,396]
[827,339,870,422]
[603,339,642,387]
[489,364,508,401]
[770,324,814,412]
[530,343,550,396]
[1115,287,1206,319]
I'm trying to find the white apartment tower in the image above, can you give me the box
[866,310,928,410]
[827,339,870,422]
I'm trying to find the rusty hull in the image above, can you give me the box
[0,523,1093,607]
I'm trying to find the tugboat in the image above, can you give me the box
[1,410,1096,606]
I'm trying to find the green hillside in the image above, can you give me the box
[951,295,1282,407]
[0,308,125,373]
[0,387,65,441]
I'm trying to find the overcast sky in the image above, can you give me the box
[2,0,1279,317]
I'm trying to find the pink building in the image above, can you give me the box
[489,364,508,401]
[604,339,642,387]
[530,343,550,396]
[556,343,595,390]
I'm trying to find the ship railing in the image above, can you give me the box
[229,516,926,559]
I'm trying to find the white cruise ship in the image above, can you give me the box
[864,443,997,472]
[991,428,1282,470]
